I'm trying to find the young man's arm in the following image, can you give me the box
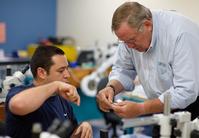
[9,81,80,115]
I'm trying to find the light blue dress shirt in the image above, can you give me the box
[109,10,199,109]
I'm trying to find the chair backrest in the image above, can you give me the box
[96,77,122,125]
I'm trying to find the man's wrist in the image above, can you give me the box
[106,84,116,95]
[50,81,59,96]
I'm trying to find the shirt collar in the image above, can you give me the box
[144,10,157,54]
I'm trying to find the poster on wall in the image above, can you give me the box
[0,22,6,43]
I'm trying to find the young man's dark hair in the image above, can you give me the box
[30,45,65,78]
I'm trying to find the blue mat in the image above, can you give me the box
[71,88,103,122]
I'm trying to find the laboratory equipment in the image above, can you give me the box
[122,93,199,138]
[0,65,30,102]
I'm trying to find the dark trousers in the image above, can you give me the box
[0,121,5,136]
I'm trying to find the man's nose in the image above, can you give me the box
[63,69,71,78]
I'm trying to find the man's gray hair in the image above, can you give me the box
[112,2,152,31]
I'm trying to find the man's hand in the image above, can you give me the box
[96,87,114,112]
[57,81,80,106]
[111,101,144,118]
[71,122,93,138]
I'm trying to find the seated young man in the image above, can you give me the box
[5,46,92,138]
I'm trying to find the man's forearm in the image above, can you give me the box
[142,98,164,115]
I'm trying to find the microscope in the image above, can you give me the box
[122,93,199,138]
[31,118,77,138]
[80,43,117,97]
[0,65,30,102]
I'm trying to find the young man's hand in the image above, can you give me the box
[56,81,80,106]
[71,122,93,138]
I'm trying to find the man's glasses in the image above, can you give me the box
[118,23,143,45]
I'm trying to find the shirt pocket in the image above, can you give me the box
[156,62,173,90]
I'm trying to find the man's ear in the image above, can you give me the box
[37,67,47,79]
[143,19,152,32]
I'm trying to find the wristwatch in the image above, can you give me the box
[106,84,116,95]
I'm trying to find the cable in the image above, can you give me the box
[22,64,30,74]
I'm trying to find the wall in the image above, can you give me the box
[0,0,57,55]
[57,0,199,49]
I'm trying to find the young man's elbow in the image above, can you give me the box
[9,98,27,116]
